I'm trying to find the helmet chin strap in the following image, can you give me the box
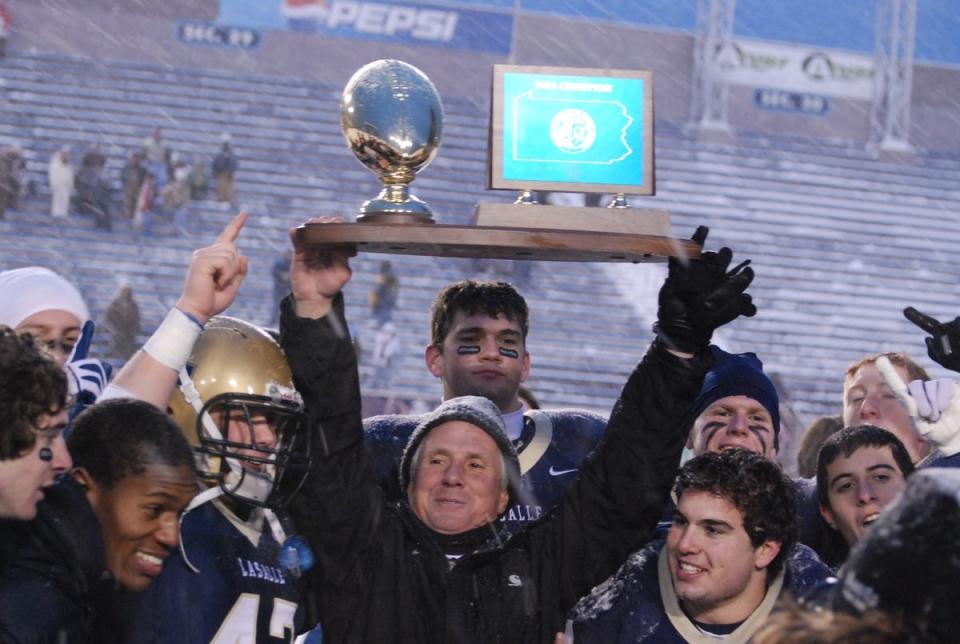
[176,368,288,573]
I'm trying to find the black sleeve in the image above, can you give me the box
[0,483,105,643]
[280,294,386,598]
[530,338,713,613]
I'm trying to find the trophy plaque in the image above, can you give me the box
[296,61,699,263]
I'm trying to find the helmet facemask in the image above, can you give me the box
[169,316,313,512]
[194,391,310,509]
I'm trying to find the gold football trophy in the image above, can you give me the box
[341,59,443,224]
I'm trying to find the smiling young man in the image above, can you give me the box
[571,449,830,643]
[365,279,608,536]
[686,348,781,460]
[0,399,196,642]
[815,425,913,564]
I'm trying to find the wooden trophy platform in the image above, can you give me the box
[295,203,700,263]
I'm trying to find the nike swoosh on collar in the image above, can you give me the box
[548,466,578,476]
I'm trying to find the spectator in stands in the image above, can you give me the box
[571,449,830,643]
[368,319,400,389]
[0,326,71,520]
[188,157,208,200]
[212,136,238,207]
[121,149,145,220]
[0,144,23,219]
[161,157,190,230]
[47,146,74,218]
[815,424,914,567]
[364,278,608,536]
[279,223,756,643]
[796,415,842,478]
[74,149,111,230]
[142,127,168,187]
[0,399,197,642]
[103,286,141,362]
[81,144,106,171]
[369,259,399,326]
[133,169,156,232]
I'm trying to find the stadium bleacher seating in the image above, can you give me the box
[2,51,959,467]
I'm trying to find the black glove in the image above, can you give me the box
[654,227,757,354]
[904,307,960,373]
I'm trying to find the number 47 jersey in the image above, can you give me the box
[127,499,303,643]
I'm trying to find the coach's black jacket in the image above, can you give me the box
[282,294,712,644]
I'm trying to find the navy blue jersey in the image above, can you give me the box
[128,500,302,643]
[365,408,607,537]
[572,539,830,643]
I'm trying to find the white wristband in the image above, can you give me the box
[143,308,204,372]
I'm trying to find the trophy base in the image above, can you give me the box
[295,221,699,263]
[473,203,671,236]
[357,195,435,225]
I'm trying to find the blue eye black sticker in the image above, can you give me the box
[457,346,481,355]
[499,348,519,359]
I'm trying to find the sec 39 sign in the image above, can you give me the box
[177,20,260,50]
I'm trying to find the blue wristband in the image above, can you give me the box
[176,308,206,330]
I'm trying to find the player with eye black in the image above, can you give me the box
[364,279,608,538]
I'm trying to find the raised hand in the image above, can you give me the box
[654,227,757,354]
[176,212,249,325]
[877,355,960,457]
[64,320,113,417]
[904,307,960,373]
[289,216,356,319]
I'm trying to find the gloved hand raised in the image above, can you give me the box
[876,355,960,457]
[904,307,960,373]
[65,320,113,423]
[654,227,757,354]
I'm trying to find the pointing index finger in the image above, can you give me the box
[904,306,944,335]
[216,211,248,244]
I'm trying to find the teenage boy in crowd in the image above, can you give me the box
[815,424,914,567]
[570,449,830,643]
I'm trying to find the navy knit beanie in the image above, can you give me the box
[399,395,521,504]
[691,347,780,439]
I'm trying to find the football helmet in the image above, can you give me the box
[169,316,309,509]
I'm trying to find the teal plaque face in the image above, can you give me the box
[490,65,654,195]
